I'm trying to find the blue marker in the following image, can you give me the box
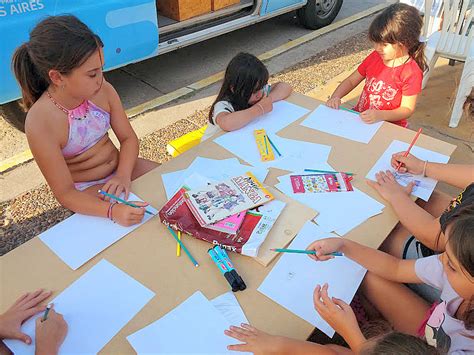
[208,247,243,292]
[213,246,246,291]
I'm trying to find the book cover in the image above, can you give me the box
[184,172,273,226]
[159,188,284,257]
[203,210,247,234]
[290,173,354,193]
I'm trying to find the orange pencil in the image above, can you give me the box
[396,128,422,172]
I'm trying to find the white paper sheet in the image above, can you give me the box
[301,105,383,144]
[275,168,384,235]
[258,221,366,337]
[162,157,269,199]
[40,193,157,270]
[127,291,247,354]
[211,292,249,327]
[4,259,155,355]
[366,140,450,201]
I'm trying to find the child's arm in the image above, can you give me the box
[102,81,139,200]
[215,97,273,132]
[367,170,445,250]
[267,82,292,102]
[327,70,365,109]
[225,324,347,355]
[306,238,422,284]
[360,95,417,124]
[392,153,474,189]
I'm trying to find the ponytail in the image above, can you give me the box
[410,41,428,73]
[12,43,49,111]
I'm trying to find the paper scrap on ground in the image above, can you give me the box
[366,140,450,201]
[40,193,157,270]
[162,157,269,199]
[4,259,155,355]
[276,168,384,235]
[301,105,383,144]
[127,291,249,354]
[258,221,366,337]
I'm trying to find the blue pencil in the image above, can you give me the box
[339,107,358,114]
[166,227,199,267]
[271,248,343,256]
[266,135,282,157]
[98,190,155,215]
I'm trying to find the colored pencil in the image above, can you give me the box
[396,128,423,172]
[304,169,354,176]
[340,106,358,114]
[42,304,52,322]
[266,135,282,157]
[167,227,199,267]
[176,230,181,257]
[98,190,155,215]
[271,248,343,256]
[264,134,269,155]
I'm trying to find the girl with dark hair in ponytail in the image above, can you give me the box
[327,3,426,128]
[11,15,158,227]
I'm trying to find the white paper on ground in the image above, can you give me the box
[4,259,155,355]
[127,291,249,354]
[162,157,269,199]
[210,292,249,326]
[40,193,158,270]
[301,105,383,144]
[366,140,450,201]
[258,221,366,337]
[275,169,384,235]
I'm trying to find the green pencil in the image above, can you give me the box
[271,248,343,257]
[340,106,358,114]
[167,227,199,267]
[42,303,52,322]
[304,169,354,176]
[98,190,155,215]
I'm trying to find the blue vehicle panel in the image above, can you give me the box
[0,0,158,104]
[261,0,305,15]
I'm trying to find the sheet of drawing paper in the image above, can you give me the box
[210,292,249,327]
[127,291,249,354]
[4,260,155,354]
[39,193,158,270]
[366,140,450,201]
[301,105,383,144]
[276,170,384,235]
[162,157,269,199]
[258,221,366,337]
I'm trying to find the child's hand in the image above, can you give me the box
[257,97,273,114]
[359,109,379,124]
[326,97,341,109]
[225,323,282,354]
[391,152,424,175]
[366,170,415,202]
[101,174,132,201]
[0,289,52,344]
[112,202,147,226]
[313,284,359,340]
[35,306,68,355]
[306,237,344,261]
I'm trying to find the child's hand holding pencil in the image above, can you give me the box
[306,237,345,262]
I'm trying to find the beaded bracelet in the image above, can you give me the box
[422,160,429,177]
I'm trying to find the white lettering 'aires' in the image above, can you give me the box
[1,0,45,16]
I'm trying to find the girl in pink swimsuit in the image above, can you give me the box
[11,15,159,227]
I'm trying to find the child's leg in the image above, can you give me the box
[131,158,160,180]
[379,223,411,258]
[360,272,430,335]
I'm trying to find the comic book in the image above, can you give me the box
[159,187,285,256]
[290,173,354,194]
[184,172,274,226]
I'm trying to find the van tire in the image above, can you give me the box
[297,0,343,30]
[0,100,27,133]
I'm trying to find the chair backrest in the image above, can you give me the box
[425,0,473,59]
[422,0,444,39]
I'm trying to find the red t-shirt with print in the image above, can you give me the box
[353,51,423,128]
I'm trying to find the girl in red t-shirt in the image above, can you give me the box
[327,3,427,128]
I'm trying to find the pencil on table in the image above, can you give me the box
[176,231,181,257]
[167,227,198,267]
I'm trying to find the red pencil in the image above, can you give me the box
[396,128,423,172]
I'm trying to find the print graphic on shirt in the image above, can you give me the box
[364,77,399,110]
[425,301,452,352]
[446,186,467,213]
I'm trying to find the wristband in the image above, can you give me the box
[108,202,117,223]
[256,103,265,116]
[423,160,428,177]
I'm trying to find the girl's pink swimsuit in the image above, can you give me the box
[58,98,114,191]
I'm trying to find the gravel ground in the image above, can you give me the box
[0,31,372,256]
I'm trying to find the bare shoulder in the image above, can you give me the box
[91,80,120,112]
[25,96,67,145]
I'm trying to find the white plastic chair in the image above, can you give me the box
[449,54,474,127]
[422,0,473,127]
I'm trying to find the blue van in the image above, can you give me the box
[0,0,342,124]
